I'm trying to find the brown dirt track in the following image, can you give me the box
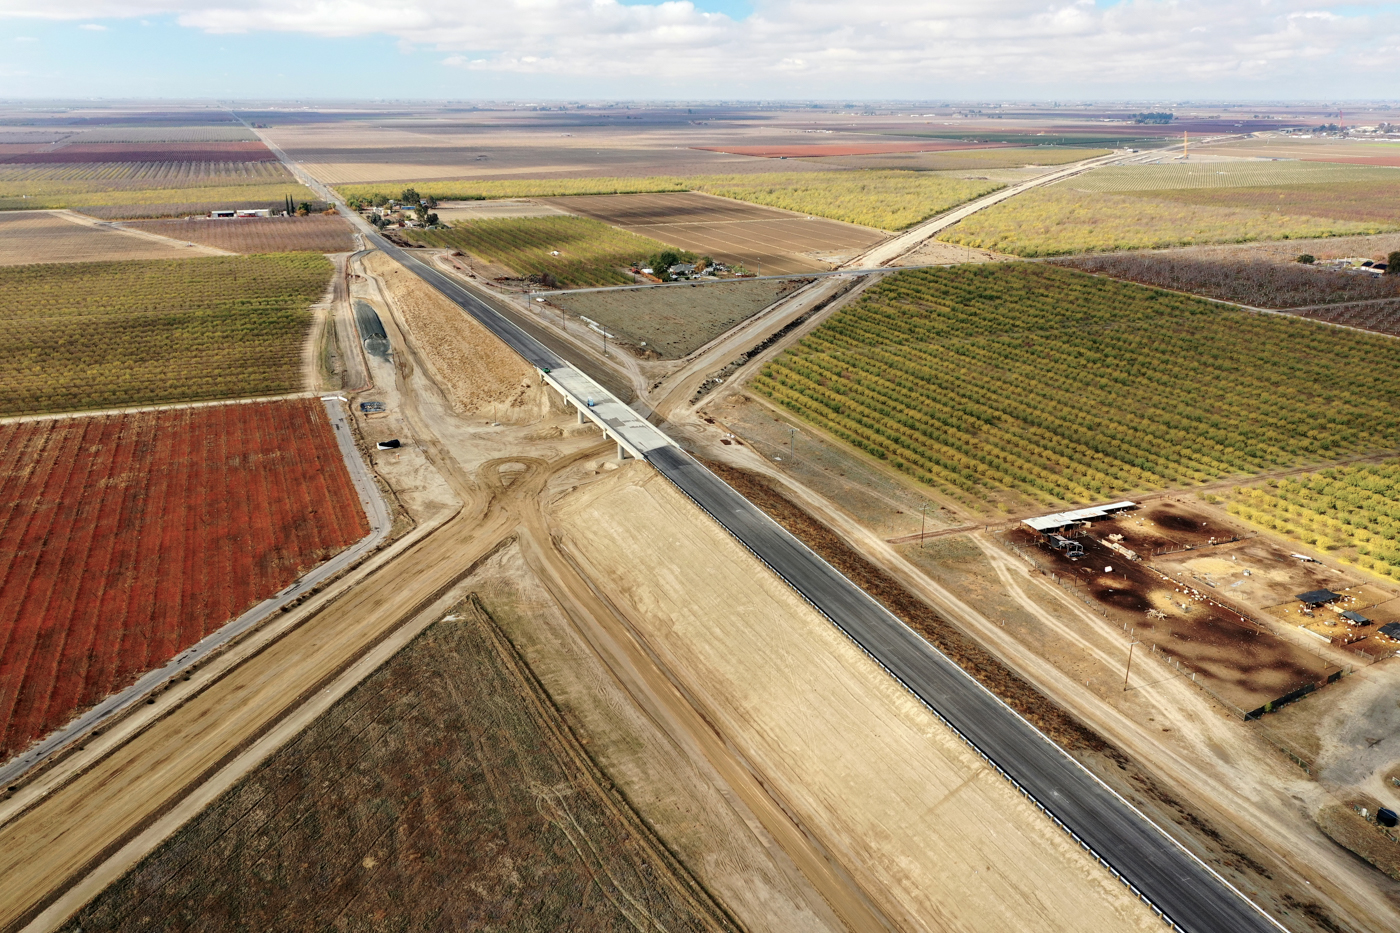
[541,192,884,273]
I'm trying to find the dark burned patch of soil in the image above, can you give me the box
[61,596,737,933]
[1018,527,1338,714]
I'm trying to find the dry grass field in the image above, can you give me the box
[128,214,356,254]
[2,253,330,415]
[1199,136,1400,167]
[59,597,736,933]
[543,192,885,273]
[0,211,219,265]
[551,277,810,358]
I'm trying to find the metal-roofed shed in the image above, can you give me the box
[1341,610,1371,624]
[1296,589,1342,606]
[1021,501,1136,534]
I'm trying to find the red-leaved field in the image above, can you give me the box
[0,399,369,761]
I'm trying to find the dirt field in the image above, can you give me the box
[551,464,1162,933]
[0,210,220,265]
[1199,137,1400,167]
[694,140,1018,158]
[541,192,884,273]
[1015,502,1342,716]
[0,400,368,762]
[469,541,846,932]
[550,278,810,359]
[364,251,540,421]
[807,147,1110,171]
[126,214,356,254]
[435,198,570,221]
[58,596,736,933]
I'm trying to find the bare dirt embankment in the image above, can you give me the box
[364,250,542,423]
[549,462,1163,933]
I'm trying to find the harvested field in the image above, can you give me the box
[553,464,1161,933]
[1141,181,1400,226]
[0,160,318,217]
[127,214,356,254]
[0,211,217,265]
[1,142,276,164]
[62,126,258,143]
[551,277,811,359]
[1,253,331,416]
[404,215,671,287]
[1013,513,1339,717]
[1199,137,1400,168]
[434,198,570,221]
[338,176,692,202]
[365,251,540,420]
[1226,459,1400,582]
[59,596,735,933]
[0,400,368,762]
[750,264,1400,508]
[1058,250,1400,309]
[694,140,1018,158]
[542,192,885,274]
[939,185,1390,256]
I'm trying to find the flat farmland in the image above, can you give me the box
[0,141,277,164]
[542,192,885,273]
[693,140,1018,158]
[941,161,1400,255]
[0,211,218,265]
[404,215,671,287]
[806,147,1110,171]
[60,596,734,933]
[127,214,356,254]
[0,400,369,762]
[552,277,811,358]
[750,264,1400,509]
[1199,136,1400,167]
[1,253,331,416]
[0,160,318,217]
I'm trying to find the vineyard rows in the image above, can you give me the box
[1,253,331,415]
[129,215,356,255]
[1227,460,1400,580]
[0,400,369,761]
[407,216,672,287]
[0,160,292,186]
[0,161,315,217]
[751,264,1400,507]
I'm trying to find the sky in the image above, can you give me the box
[2,2,1399,100]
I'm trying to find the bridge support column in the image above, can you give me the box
[578,407,587,424]
[617,442,629,461]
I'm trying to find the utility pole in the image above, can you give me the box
[920,503,929,548]
[1123,640,1140,691]
[788,426,796,460]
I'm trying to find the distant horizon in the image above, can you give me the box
[4,4,1399,100]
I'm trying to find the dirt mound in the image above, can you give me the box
[366,251,543,422]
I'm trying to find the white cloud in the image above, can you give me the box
[79,23,108,30]
[2,1,1398,94]
[14,36,39,42]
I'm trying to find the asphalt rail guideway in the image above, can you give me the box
[362,231,1283,933]
[251,123,1284,930]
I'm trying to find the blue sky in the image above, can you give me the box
[3,2,1399,100]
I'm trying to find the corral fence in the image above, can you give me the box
[1149,533,1255,558]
